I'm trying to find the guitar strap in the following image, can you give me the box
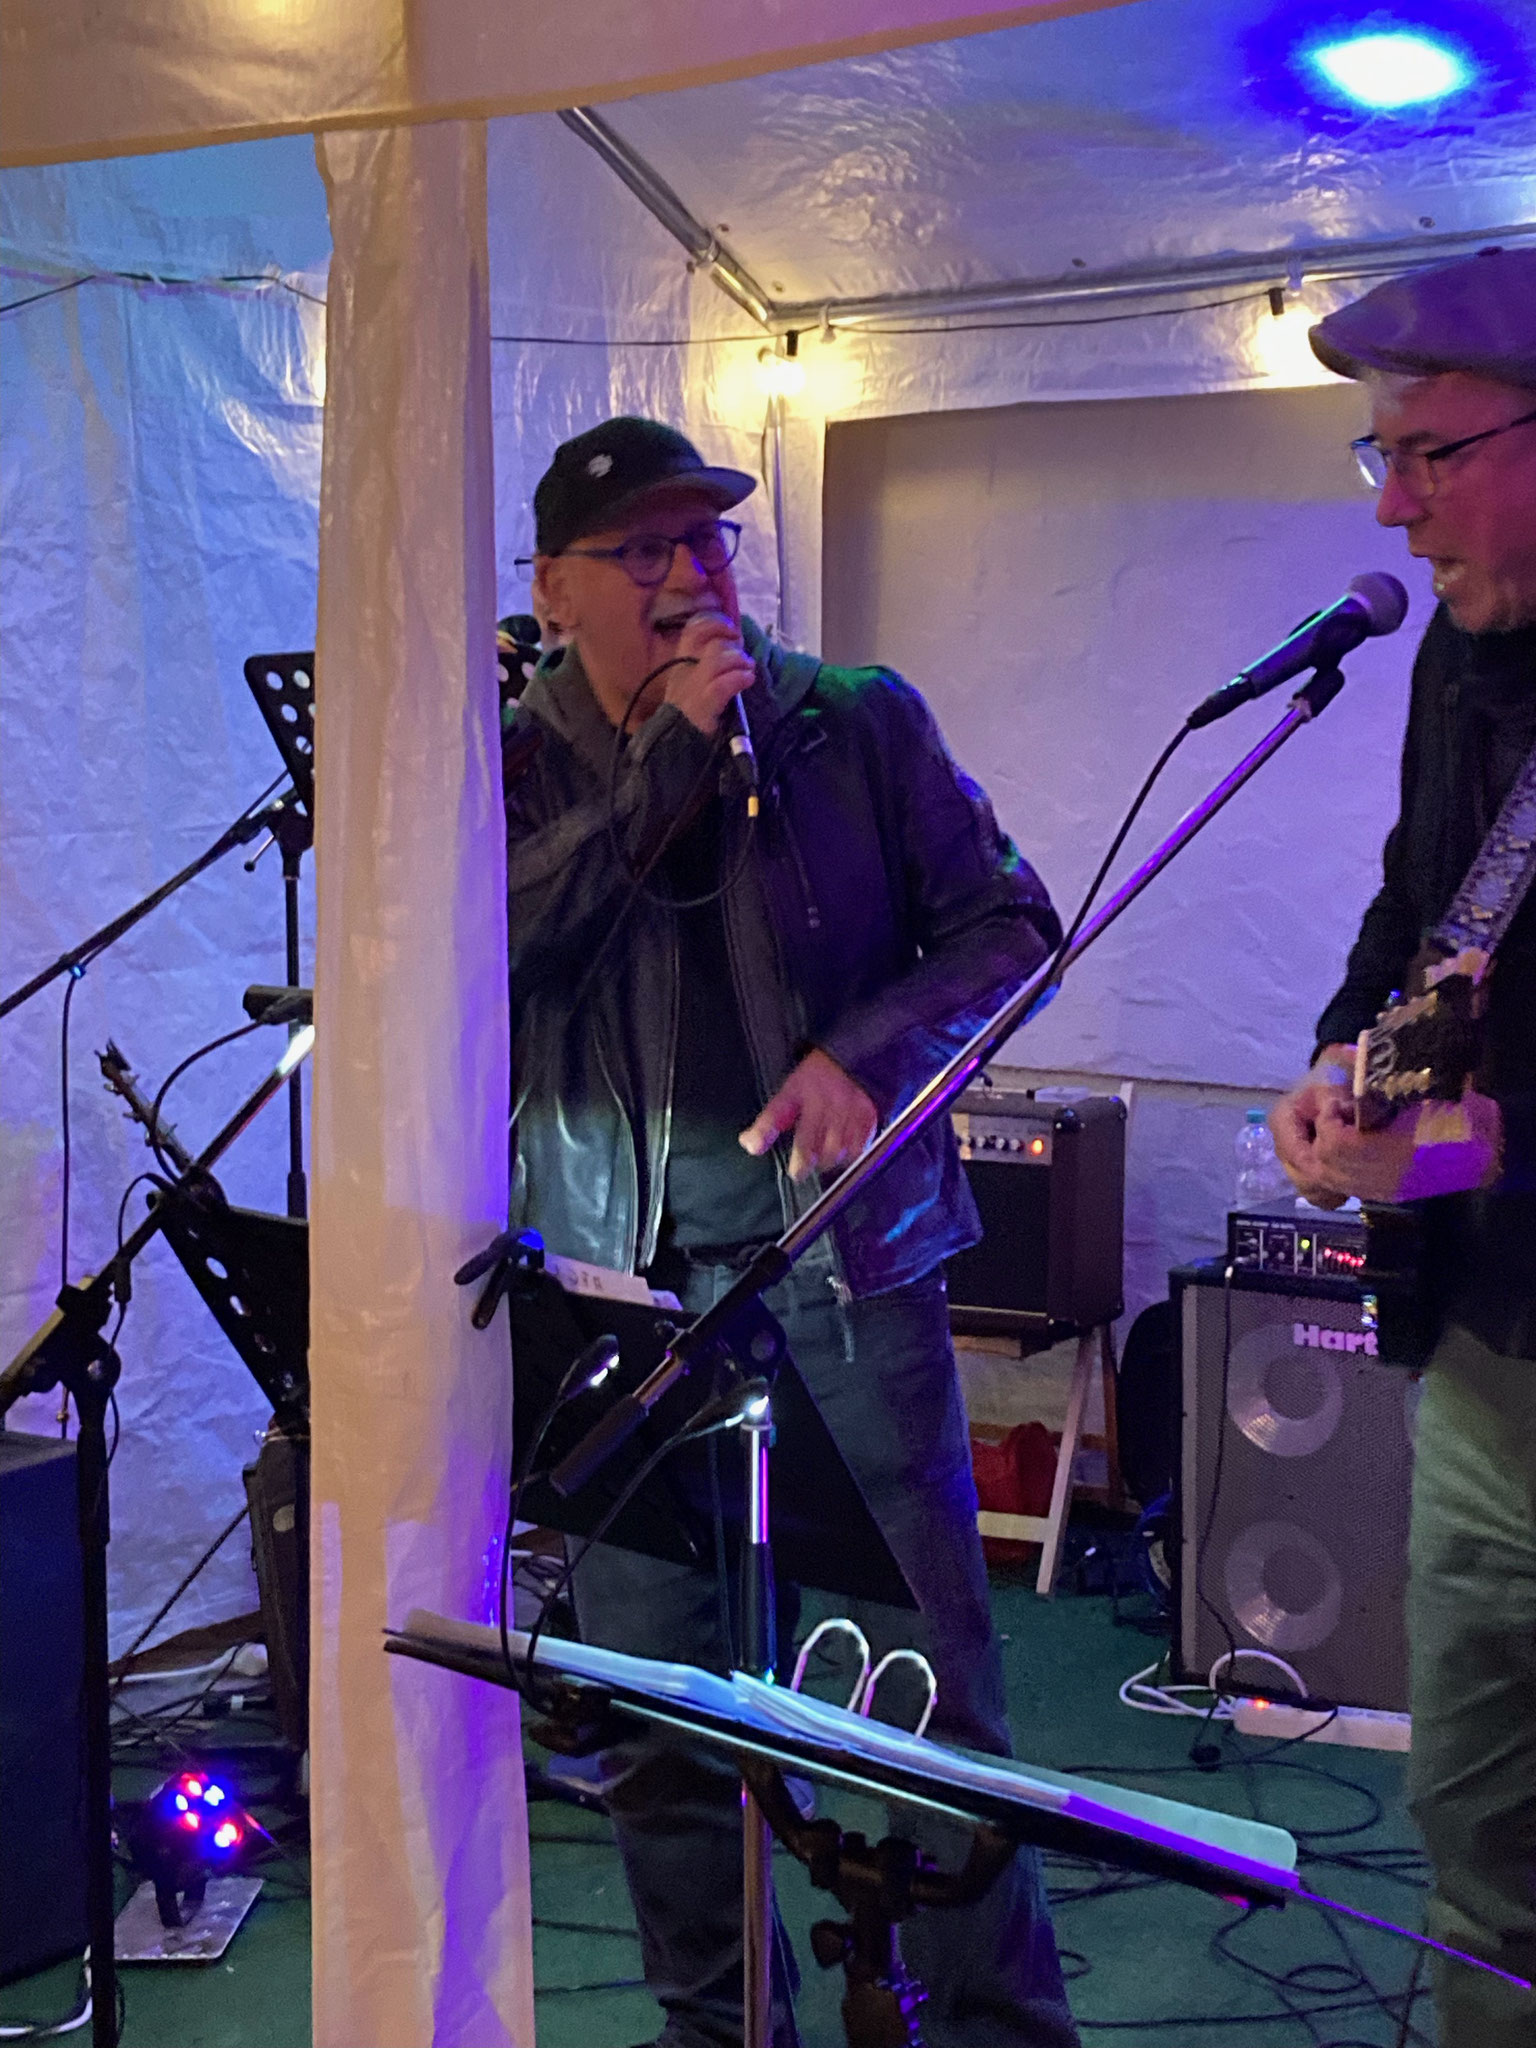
[1428,726,1536,963]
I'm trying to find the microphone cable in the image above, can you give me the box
[603,654,759,913]
[1033,723,1191,1004]
[507,649,773,1138]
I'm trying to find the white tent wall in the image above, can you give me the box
[485,115,786,631]
[0,148,330,1652]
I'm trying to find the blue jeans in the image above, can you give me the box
[570,1260,1079,2048]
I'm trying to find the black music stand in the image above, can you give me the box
[154,1199,311,1750]
[242,654,316,1219]
[505,1257,914,1614]
[388,1611,1300,2047]
[154,1201,309,1438]
[475,1244,915,2043]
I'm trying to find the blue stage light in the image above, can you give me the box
[1310,28,1474,108]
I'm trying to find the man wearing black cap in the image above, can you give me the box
[1271,247,1536,2044]
[502,417,1077,2047]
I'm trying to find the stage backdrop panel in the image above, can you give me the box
[823,385,1432,1311]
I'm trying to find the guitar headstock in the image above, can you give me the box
[98,1040,197,1175]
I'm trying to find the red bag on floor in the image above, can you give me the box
[970,1422,1059,1562]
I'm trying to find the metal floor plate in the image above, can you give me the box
[115,1877,263,1962]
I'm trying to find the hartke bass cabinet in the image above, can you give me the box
[1174,1261,1415,1714]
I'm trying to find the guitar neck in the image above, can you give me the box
[98,1041,198,1177]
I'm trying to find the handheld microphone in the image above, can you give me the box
[1186,573,1409,731]
[719,693,759,813]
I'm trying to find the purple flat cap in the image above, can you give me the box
[1310,245,1536,386]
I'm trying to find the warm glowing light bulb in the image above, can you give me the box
[1310,30,1472,109]
[756,347,806,400]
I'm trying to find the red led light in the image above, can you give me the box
[181,1811,201,1830]
[184,1779,204,1799]
[213,1822,241,1850]
[1029,1137,1045,1156]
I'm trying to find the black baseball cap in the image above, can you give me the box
[533,417,756,556]
[1310,245,1536,386]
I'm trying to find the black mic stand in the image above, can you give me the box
[738,1388,776,2044]
[0,787,299,1024]
[0,1029,315,2048]
[243,801,314,1219]
[240,654,320,1222]
[543,663,1353,2048]
[553,664,1352,1498]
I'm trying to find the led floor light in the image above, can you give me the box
[127,1771,263,1930]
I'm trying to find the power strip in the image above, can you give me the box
[1231,1697,1411,1752]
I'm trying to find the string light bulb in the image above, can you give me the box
[757,332,805,399]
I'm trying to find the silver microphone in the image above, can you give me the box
[719,692,758,806]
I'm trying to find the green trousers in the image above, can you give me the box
[1409,1322,1536,2044]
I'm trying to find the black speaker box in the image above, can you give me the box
[0,1431,88,1981]
[1174,1260,1415,1713]
[946,1089,1125,1339]
[244,1425,309,1753]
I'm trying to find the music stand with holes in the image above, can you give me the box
[243,654,316,1218]
[153,1194,311,1748]
[505,1262,914,1610]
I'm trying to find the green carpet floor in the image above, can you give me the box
[1,1568,1431,2046]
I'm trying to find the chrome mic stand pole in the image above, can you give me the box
[738,1390,776,2048]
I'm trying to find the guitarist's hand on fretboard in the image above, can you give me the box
[1270,1047,1357,1209]
[1304,1087,1503,1205]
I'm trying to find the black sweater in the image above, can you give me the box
[1315,606,1536,1358]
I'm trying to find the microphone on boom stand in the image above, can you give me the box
[1184,572,1408,730]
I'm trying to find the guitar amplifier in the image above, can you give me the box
[1174,1261,1414,1713]
[945,1090,1125,1339]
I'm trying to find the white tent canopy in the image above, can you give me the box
[4,3,1535,2039]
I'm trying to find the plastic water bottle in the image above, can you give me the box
[1235,1107,1286,1207]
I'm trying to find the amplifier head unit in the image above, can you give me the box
[1227,1200,1366,1282]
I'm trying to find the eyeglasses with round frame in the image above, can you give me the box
[517,519,743,588]
[1351,406,1536,496]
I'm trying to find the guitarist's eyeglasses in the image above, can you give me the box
[1352,406,1536,496]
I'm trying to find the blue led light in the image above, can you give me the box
[1310,29,1473,108]
[1244,2,1522,130]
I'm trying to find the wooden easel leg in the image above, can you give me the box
[1035,1328,1097,1598]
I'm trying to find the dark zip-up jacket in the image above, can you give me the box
[1315,606,1536,1357]
[503,619,1061,1296]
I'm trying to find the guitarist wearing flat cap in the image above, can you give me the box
[1271,246,1536,2047]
